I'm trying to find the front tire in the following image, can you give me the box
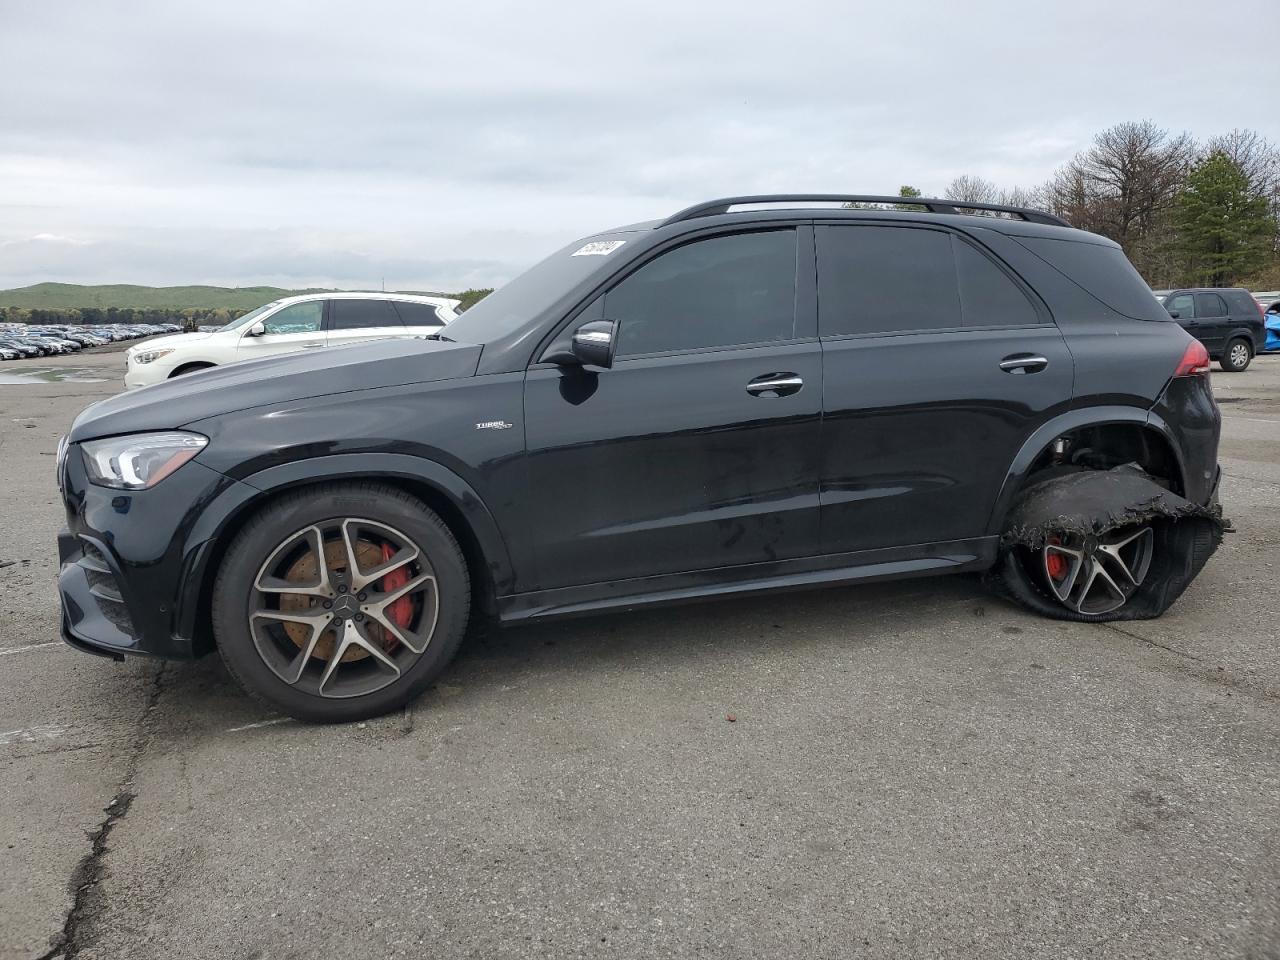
[212,482,471,722]
[1220,338,1252,372]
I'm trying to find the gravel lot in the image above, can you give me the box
[2,345,1278,959]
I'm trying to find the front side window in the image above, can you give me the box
[1165,294,1195,319]
[330,299,402,331]
[263,301,323,335]
[607,230,797,358]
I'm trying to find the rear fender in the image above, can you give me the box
[986,406,1188,537]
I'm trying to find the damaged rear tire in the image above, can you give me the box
[992,468,1224,622]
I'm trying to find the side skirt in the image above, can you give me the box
[497,537,999,623]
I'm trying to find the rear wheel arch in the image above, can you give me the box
[987,409,1187,536]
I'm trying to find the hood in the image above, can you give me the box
[70,337,482,442]
[128,331,216,353]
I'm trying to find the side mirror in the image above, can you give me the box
[247,321,266,337]
[546,320,618,369]
[1167,311,1181,319]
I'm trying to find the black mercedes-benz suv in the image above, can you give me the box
[57,195,1223,722]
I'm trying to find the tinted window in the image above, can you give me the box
[954,238,1039,326]
[393,301,443,327]
[1195,292,1228,317]
[1166,294,1195,319]
[608,230,796,357]
[330,299,402,330]
[818,226,960,336]
[263,301,323,334]
[1017,237,1167,321]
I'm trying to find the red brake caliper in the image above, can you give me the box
[1045,536,1067,580]
[380,543,414,630]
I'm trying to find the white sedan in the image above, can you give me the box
[124,292,459,390]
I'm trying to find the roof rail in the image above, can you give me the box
[661,194,1071,228]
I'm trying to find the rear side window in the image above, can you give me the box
[1016,237,1167,321]
[330,299,402,330]
[954,239,1040,327]
[392,301,444,326]
[817,225,1039,336]
[1195,292,1228,318]
[608,229,797,357]
[817,226,959,336]
[1223,290,1258,316]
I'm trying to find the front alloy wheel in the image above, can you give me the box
[250,518,439,699]
[213,483,470,722]
[1040,526,1154,615]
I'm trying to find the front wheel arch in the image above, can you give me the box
[169,361,217,378]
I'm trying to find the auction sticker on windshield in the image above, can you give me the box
[571,240,626,257]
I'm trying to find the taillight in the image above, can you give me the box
[1174,340,1211,377]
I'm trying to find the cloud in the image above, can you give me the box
[1,0,1277,289]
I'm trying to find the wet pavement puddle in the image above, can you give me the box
[0,367,108,384]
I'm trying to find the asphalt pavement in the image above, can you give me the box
[1,346,1278,959]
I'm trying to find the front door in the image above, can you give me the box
[237,300,326,359]
[523,227,823,590]
[816,223,1075,554]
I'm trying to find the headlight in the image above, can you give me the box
[131,348,175,365]
[80,432,208,490]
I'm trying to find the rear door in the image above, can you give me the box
[1193,292,1230,354]
[325,298,408,349]
[522,226,823,588]
[816,223,1074,554]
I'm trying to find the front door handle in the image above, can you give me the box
[746,373,803,397]
[999,354,1049,374]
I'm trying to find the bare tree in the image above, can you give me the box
[1207,128,1280,199]
[944,174,1002,205]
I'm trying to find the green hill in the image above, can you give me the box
[0,283,333,312]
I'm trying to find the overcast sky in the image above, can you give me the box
[2,0,1277,292]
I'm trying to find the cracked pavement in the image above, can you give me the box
[1,347,1278,959]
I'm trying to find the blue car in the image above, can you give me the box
[1265,301,1280,353]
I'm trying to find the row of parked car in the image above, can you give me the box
[0,322,183,360]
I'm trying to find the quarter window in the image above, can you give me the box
[607,230,797,358]
[330,299,402,331]
[263,301,323,335]
[392,301,444,327]
[954,238,1039,327]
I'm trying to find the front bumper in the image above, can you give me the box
[56,450,246,660]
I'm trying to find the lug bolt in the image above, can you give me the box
[355,613,364,622]
[322,600,332,609]
[357,592,367,602]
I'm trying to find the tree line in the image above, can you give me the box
[0,289,494,328]
[911,121,1279,290]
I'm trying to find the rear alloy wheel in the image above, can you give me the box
[1220,338,1252,372]
[213,483,469,722]
[1040,526,1154,615]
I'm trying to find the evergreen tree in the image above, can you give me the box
[1173,151,1276,286]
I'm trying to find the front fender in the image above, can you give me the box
[174,453,517,650]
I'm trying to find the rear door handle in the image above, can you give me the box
[746,373,803,397]
[999,354,1049,374]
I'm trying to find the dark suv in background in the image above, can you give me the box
[1160,287,1265,371]
[56,195,1223,722]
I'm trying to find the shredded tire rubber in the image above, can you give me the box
[990,465,1228,622]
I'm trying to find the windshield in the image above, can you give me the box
[218,300,283,332]
[443,236,631,344]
